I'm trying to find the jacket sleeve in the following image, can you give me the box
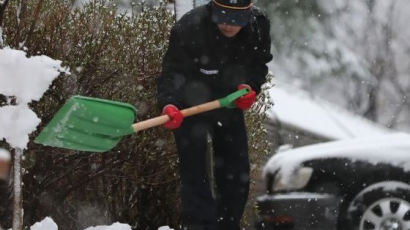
[157,25,194,110]
[246,16,273,95]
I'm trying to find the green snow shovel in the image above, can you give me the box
[34,89,249,152]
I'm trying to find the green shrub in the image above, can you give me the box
[2,1,179,229]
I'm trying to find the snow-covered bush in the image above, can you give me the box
[0,1,179,229]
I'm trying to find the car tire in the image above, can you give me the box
[343,181,410,230]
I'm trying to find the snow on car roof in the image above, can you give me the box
[263,133,410,183]
[267,83,390,140]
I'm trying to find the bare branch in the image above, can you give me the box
[0,0,10,27]
[24,0,44,46]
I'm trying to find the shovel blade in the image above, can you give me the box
[35,96,136,152]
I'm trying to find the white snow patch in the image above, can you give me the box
[356,181,410,197]
[28,217,132,230]
[0,47,68,104]
[378,182,410,192]
[30,217,58,230]
[0,148,10,161]
[263,133,410,184]
[268,83,390,140]
[0,105,41,149]
[0,47,68,149]
[158,226,174,230]
[83,222,131,230]
[258,192,333,202]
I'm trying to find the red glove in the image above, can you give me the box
[234,84,256,110]
[162,104,183,130]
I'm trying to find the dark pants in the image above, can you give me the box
[173,109,250,230]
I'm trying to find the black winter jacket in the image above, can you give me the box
[157,3,272,110]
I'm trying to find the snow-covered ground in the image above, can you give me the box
[28,217,132,230]
[158,226,174,230]
[268,82,390,140]
[263,133,410,184]
[27,217,174,230]
[30,217,58,230]
[83,223,131,230]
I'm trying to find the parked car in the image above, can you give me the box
[256,133,410,230]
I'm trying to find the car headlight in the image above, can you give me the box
[272,167,313,192]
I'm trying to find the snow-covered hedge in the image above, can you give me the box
[0,0,180,229]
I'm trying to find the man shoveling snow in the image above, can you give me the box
[156,0,272,229]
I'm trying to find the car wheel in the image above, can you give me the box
[345,182,410,230]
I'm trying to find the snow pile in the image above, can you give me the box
[268,83,390,140]
[158,226,174,230]
[30,217,58,230]
[263,133,410,183]
[29,217,132,230]
[28,216,174,230]
[0,47,65,104]
[84,222,131,230]
[0,106,40,149]
[0,148,10,161]
[0,47,67,149]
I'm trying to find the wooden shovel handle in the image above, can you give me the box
[132,100,220,132]
[180,100,220,117]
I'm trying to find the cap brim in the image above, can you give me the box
[211,4,251,27]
